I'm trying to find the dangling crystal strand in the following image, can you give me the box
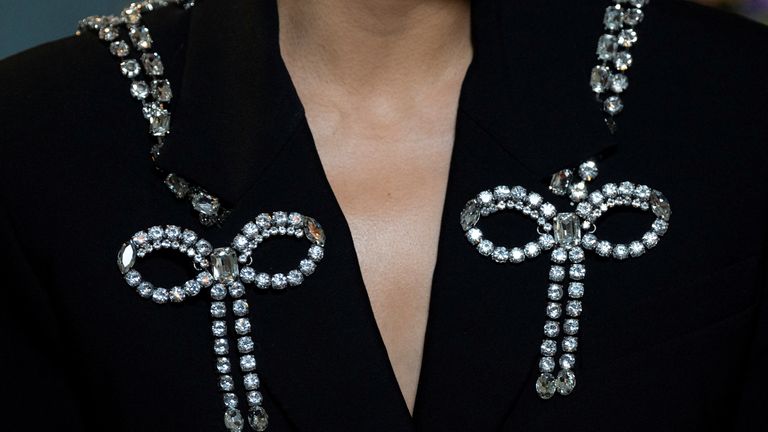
[590,0,650,124]
[226,281,269,431]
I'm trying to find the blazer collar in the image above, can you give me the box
[156,0,617,209]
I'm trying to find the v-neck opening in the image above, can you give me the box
[272,8,479,422]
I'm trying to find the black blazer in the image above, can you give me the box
[1,1,766,430]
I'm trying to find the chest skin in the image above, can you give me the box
[304,84,462,413]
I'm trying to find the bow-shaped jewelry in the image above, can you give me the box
[459,162,671,399]
[117,212,327,431]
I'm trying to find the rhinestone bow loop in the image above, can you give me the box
[117,212,327,431]
[460,181,670,399]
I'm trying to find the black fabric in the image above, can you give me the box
[1,0,767,430]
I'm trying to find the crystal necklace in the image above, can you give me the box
[76,0,660,430]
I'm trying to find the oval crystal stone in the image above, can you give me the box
[460,200,480,231]
[224,408,244,432]
[556,369,577,395]
[650,191,672,221]
[248,406,269,432]
[117,242,136,274]
[536,373,556,399]
[304,216,326,246]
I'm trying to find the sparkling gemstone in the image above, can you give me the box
[569,264,586,280]
[492,247,509,263]
[603,6,624,30]
[217,357,232,373]
[239,267,256,284]
[536,373,556,399]
[466,228,483,245]
[578,161,598,181]
[493,185,511,200]
[477,240,494,256]
[235,318,251,335]
[240,355,257,371]
[299,259,316,276]
[509,248,525,263]
[614,51,633,71]
[212,248,239,283]
[223,393,239,409]
[528,192,543,208]
[560,353,576,370]
[539,356,555,372]
[524,242,541,258]
[109,40,130,57]
[150,79,172,102]
[556,369,577,395]
[477,190,494,206]
[181,229,198,245]
[554,213,582,246]
[544,320,560,337]
[510,186,528,201]
[248,406,269,432]
[642,231,660,248]
[569,181,588,202]
[549,169,573,196]
[136,281,153,298]
[210,283,227,300]
[238,336,254,353]
[129,26,153,50]
[610,73,629,93]
[304,217,326,246]
[618,28,638,47]
[568,282,585,298]
[224,408,244,432]
[244,373,260,390]
[169,286,186,303]
[596,35,618,62]
[308,245,324,261]
[546,302,562,319]
[568,247,585,263]
[541,203,557,219]
[551,248,568,264]
[604,95,624,115]
[271,273,288,289]
[460,200,480,230]
[589,191,605,206]
[124,270,141,287]
[581,233,598,249]
[146,105,171,136]
[98,26,119,41]
[229,282,245,298]
[629,241,646,257]
[232,235,249,252]
[602,183,619,198]
[630,0,649,7]
[117,242,136,273]
[538,234,556,250]
[549,265,565,282]
[612,244,630,260]
[220,375,235,392]
[255,272,272,289]
[151,288,168,304]
[233,300,249,317]
[541,339,557,356]
[562,336,578,353]
[652,219,669,235]
[212,321,227,338]
[564,318,579,335]
[596,241,613,257]
[650,191,672,221]
[618,181,636,196]
[624,8,644,26]
[120,59,141,78]
[566,300,583,317]
[211,302,226,318]
[247,391,263,406]
[214,338,229,355]
[192,193,220,216]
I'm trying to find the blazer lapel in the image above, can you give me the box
[414,1,618,430]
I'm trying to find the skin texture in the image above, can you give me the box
[278,0,472,414]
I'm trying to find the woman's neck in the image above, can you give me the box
[277,0,472,96]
